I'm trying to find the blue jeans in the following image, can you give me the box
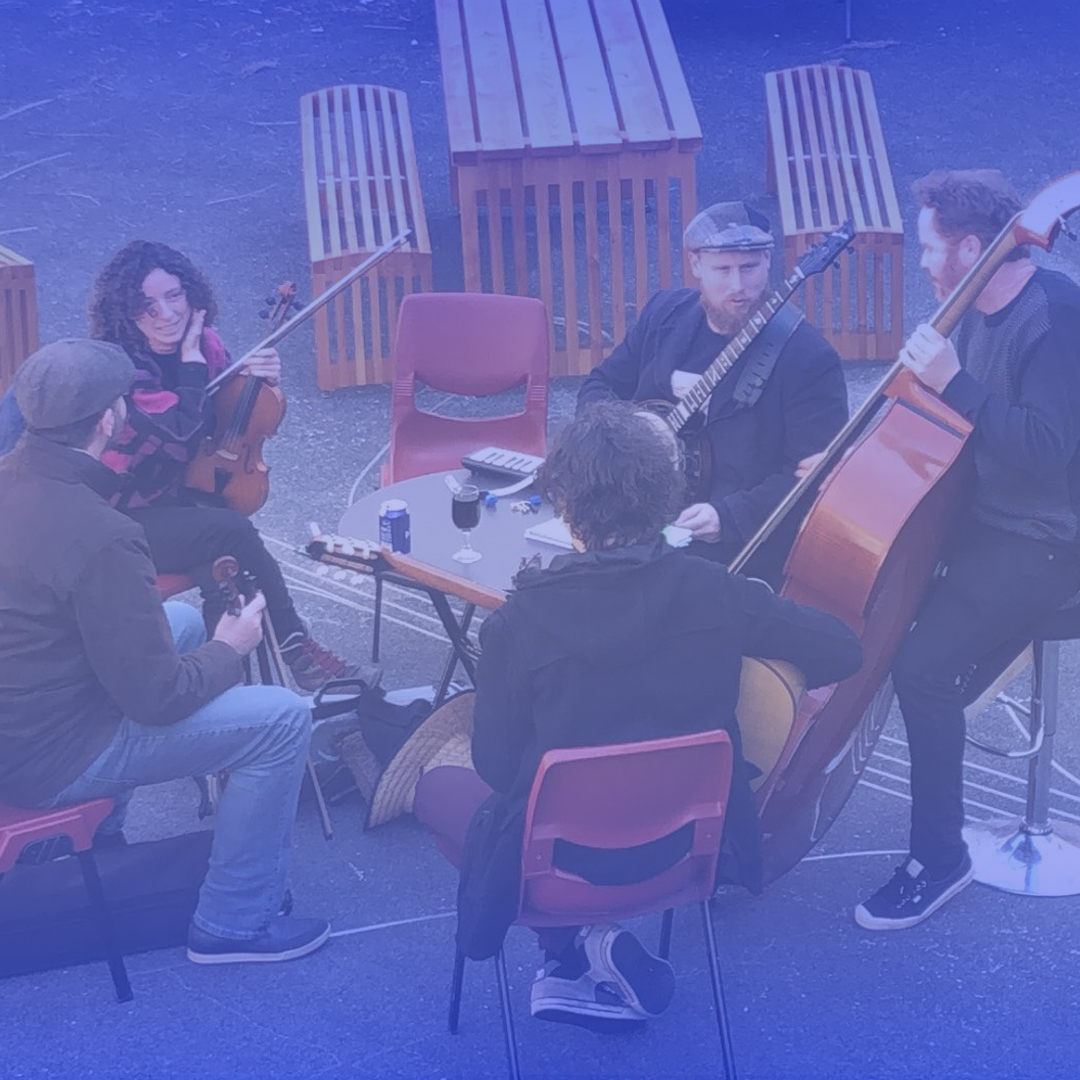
[46,602,312,940]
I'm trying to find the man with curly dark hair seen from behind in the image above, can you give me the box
[413,402,862,1030]
[0,241,375,692]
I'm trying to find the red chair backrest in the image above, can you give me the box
[156,573,198,601]
[0,799,115,873]
[386,293,550,484]
[518,730,734,927]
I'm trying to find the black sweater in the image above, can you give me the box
[471,540,863,890]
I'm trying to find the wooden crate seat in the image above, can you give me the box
[435,0,702,376]
[765,64,903,362]
[300,85,432,388]
[0,244,40,395]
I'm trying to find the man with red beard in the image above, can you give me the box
[577,202,847,576]
[854,170,1080,929]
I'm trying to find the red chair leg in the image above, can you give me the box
[448,947,466,1033]
[700,901,737,1080]
[76,850,133,1003]
[493,947,522,1080]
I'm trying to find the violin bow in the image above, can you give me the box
[205,230,412,394]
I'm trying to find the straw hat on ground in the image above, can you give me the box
[360,691,476,829]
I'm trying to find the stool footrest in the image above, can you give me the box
[964,819,1080,897]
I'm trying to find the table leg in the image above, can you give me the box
[429,596,478,706]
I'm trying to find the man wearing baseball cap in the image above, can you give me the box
[578,201,847,576]
[0,339,329,965]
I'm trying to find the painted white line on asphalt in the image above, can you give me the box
[858,776,991,822]
[282,577,451,644]
[275,551,446,629]
[877,736,1080,805]
[802,849,907,862]
[329,910,455,939]
[347,440,391,506]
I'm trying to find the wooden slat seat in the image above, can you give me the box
[765,64,904,362]
[0,244,40,395]
[435,0,702,376]
[300,85,432,389]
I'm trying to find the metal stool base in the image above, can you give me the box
[963,819,1080,897]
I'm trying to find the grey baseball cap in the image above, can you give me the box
[15,338,135,430]
[683,201,774,252]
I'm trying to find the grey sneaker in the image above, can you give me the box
[530,957,642,1026]
[855,854,974,931]
[278,632,382,694]
[581,924,676,1018]
[187,916,330,964]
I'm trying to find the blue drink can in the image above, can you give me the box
[379,499,411,553]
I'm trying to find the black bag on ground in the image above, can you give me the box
[455,791,524,961]
[0,830,212,977]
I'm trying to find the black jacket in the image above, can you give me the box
[470,540,864,895]
[578,289,848,568]
[0,435,243,805]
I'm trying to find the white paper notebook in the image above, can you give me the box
[524,516,575,549]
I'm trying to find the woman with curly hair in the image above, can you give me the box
[413,402,862,1030]
[0,240,374,692]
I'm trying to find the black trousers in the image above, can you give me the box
[126,504,304,640]
[892,520,1080,875]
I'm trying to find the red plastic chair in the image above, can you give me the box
[448,730,738,1080]
[0,799,133,1001]
[156,573,198,600]
[383,293,550,485]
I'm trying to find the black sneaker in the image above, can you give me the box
[855,854,974,931]
[187,916,330,964]
[581,924,676,1018]
[278,632,382,694]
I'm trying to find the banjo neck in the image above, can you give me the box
[665,269,804,433]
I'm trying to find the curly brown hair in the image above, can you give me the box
[88,241,218,353]
[912,169,1026,261]
[538,402,685,551]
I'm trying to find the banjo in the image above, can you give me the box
[639,221,855,499]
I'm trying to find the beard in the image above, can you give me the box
[701,294,757,336]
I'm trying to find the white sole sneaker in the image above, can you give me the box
[855,864,974,931]
[187,922,331,964]
[582,925,676,1018]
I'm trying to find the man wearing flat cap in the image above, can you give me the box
[578,201,847,575]
[0,340,330,965]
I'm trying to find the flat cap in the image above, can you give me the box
[683,201,774,252]
[15,339,135,430]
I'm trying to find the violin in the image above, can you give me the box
[731,172,1080,884]
[184,232,411,516]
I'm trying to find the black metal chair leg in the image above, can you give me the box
[76,850,133,1003]
[372,574,384,663]
[448,948,466,1033]
[494,947,522,1080]
[658,908,674,960]
[700,901,737,1080]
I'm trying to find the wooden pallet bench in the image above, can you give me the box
[435,0,702,376]
[0,244,40,395]
[300,85,432,389]
[765,63,903,362]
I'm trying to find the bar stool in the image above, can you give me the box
[962,599,1080,896]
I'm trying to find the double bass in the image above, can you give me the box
[185,232,411,515]
[736,173,1080,884]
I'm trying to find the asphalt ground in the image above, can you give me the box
[1,1,1079,1077]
